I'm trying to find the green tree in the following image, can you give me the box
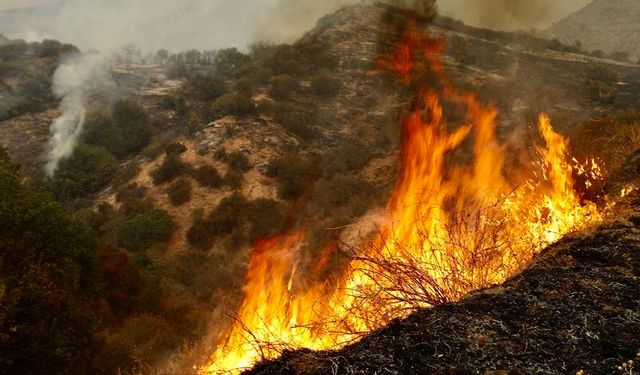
[50,145,118,200]
[83,102,153,158]
[83,111,123,154]
[111,100,153,156]
[213,48,251,78]
[0,148,101,374]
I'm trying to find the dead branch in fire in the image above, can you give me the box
[331,199,535,329]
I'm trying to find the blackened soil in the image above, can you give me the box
[246,219,640,375]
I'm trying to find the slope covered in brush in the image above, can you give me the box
[544,0,640,63]
[246,215,640,375]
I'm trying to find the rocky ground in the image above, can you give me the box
[246,202,640,375]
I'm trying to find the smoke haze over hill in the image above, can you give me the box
[438,0,590,31]
[0,0,590,53]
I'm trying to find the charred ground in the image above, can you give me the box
[247,212,640,375]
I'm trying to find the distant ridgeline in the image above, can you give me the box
[544,0,640,63]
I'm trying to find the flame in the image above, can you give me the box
[621,185,636,198]
[203,23,603,374]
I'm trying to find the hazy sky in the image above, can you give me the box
[0,0,592,52]
[0,0,59,11]
[438,0,592,31]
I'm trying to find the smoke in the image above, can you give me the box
[45,52,114,177]
[1,0,279,52]
[437,0,591,31]
[1,1,590,53]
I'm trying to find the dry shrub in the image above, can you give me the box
[572,117,640,184]
[151,154,189,185]
[330,203,529,333]
[192,165,224,188]
[168,178,192,206]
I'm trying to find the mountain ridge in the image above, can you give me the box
[544,0,640,62]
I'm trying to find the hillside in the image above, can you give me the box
[544,0,640,63]
[2,3,640,374]
[246,214,640,375]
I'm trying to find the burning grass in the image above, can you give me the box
[245,217,640,375]
[202,17,608,375]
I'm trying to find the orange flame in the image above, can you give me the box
[203,23,603,374]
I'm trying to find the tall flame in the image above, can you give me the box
[203,22,602,374]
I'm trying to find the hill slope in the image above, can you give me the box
[246,215,640,375]
[544,0,640,62]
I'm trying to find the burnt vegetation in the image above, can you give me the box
[3,2,640,375]
[247,219,640,375]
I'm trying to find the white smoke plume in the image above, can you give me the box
[45,52,114,177]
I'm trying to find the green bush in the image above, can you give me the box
[50,145,118,200]
[151,154,188,185]
[208,192,249,236]
[233,76,255,93]
[211,92,255,117]
[213,48,251,78]
[267,153,320,200]
[83,101,153,158]
[273,103,314,140]
[160,95,188,116]
[264,45,305,76]
[187,76,227,101]
[112,162,141,187]
[111,100,153,156]
[167,178,192,206]
[270,74,300,100]
[83,111,121,153]
[186,193,251,250]
[120,209,175,252]
[311,70,341,96]
[192,165,224,188]
[116,183,153,217]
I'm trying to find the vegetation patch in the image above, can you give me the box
[119,209,175,252]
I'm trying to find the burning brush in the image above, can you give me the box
[203,12,605,375]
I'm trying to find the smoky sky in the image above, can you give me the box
[0,0,591,53]
[438,0,592,31]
